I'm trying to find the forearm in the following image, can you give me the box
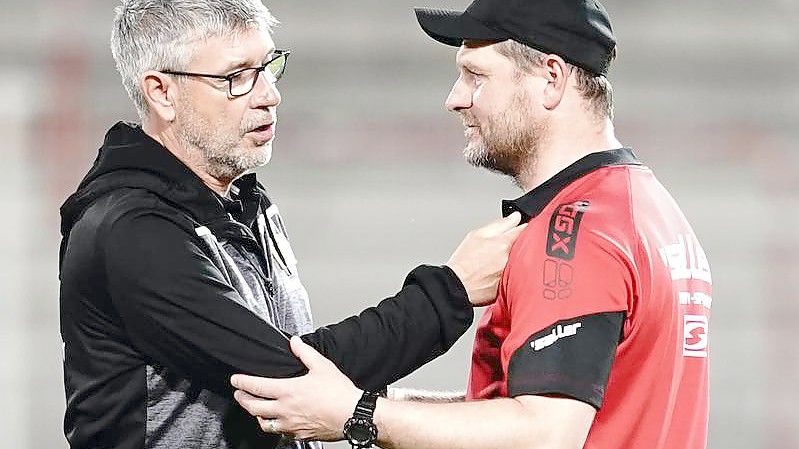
[388,387,465,403]
[229,340,594,448]
[303,265,473,391]
[373,398,541,449]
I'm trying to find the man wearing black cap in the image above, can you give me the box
[230,1,712,448]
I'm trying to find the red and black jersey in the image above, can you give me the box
[468,148,711,449]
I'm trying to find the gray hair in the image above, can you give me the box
[495,40,616,120]
[110,0,278,119]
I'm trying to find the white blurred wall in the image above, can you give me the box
[1,0,797,448]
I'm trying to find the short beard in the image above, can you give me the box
[462,89,546,185]
[175,98,271,182]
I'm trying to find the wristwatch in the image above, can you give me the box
[343,390,379,448]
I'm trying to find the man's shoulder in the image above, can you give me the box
[60,188,195,283]
[523,168,637,242]
[543,165,640,241]
[507,169,641,280]
[76,188,196,240]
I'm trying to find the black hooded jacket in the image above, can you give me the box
[59,122,473,449]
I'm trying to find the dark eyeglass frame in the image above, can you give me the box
[162,49,290,97]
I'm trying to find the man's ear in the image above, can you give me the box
[541,54,570,111]
[141,70,178,122]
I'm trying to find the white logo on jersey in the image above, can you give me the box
[531,322,582,351]
[679,291,712,310]
[658,234,712,284]
[683,315,709,358]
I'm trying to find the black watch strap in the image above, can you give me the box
[344,390,380,448]
[353,391,379,420]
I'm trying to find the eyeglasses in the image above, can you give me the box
[162,49,290,97]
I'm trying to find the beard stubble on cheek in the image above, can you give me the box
[462,89,544,180]
[175,99,271,180]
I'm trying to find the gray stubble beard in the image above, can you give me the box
[175,100,271,182]
[463,89,546,187]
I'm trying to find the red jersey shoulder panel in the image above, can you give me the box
[499,165,639,355]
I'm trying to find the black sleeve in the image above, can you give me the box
[506,312,625,409]
[103,210,472,393]
[302,264,471,390]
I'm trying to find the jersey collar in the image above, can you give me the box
[501,148,642,222]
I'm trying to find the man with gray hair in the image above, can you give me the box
[58,1,525,448]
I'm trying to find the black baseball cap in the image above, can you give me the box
[415,0,616,75]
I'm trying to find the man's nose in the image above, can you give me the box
[445,76,472,112]
[250,71,281,108]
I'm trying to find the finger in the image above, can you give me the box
[257,416,284,435]
[230,374,286,398]
[504,221,529,236]
[234,390,282,418]
[289,335,333,371]
[482,211,522,234]
[502,211,523,227]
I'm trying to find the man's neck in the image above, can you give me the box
[516,118,622,192]
[142,121,233,197]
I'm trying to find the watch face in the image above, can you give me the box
[345,418,377,445]
[349,425,372,443]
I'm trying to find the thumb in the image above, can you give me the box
[486,211,522,234]
[504,221,529,236]
[289,336,330,371]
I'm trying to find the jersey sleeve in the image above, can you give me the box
[501,201,635,409]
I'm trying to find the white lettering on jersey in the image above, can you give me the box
[660,233,712,359]
[683,315,709,358]
[678,291,713,310]
[658,234,712,284]
[531,322,582,351]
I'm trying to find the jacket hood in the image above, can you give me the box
[60,121,255,238]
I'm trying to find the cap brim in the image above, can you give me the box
[414,7,509,47]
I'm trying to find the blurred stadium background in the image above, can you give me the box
[1,0,797,448]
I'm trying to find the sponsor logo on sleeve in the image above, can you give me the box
[659,233,712,359]
[531,322,582,351]
[683,314,709,358]
[658,234,712,284]
[679,291,712,310]
[543,259,573,300]
[546,201,589,260]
